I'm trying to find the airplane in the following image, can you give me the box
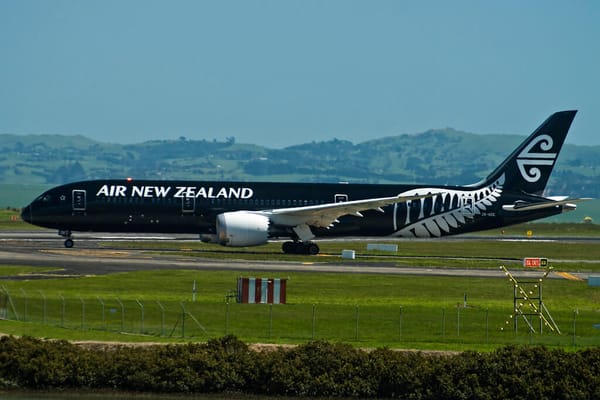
[21,110,585,255]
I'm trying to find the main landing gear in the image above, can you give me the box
[282,241,320,255]
[59,230,74,248]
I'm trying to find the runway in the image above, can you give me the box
[0,231,594,280]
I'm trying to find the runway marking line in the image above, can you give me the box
[555,271,584,281]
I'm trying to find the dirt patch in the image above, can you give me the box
[1,333,459,355]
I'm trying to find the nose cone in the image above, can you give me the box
[21,205,32,224]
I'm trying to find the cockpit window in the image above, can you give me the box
[35,194,52,203]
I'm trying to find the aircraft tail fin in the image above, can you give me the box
[479,110,577,195]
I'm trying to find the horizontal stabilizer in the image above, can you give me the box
[502,198,591,212]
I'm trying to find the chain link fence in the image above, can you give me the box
[1,287,597,347]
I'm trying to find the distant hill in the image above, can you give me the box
[1,130,598,197]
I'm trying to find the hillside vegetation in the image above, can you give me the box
[1,130,598,197]
[0,336,598,398]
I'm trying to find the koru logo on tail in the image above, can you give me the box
[516,134,556,183]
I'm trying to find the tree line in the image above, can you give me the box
[0,335,598,398]
[2,131,598,197]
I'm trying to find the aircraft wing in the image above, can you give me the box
[502,198,590,212]
[263,194,431,229]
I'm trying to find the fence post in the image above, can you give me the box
[485,308,489,343]
[442,308,446,340]
[355,305,359,341]
[116,298,124,332]
[38,291,46,324]
[399,306,403,341]
[180,302,186,338]
[136,299,144,334]
[457,305,461,337]
[312,304,316,340]
[1,286,18,321]
[97,297,106,330]
[156,301,165,336]
[20,288,28,322]
[225,301,229,336]
[79,297,85,330]
[0,287,5,319]
[60,295,65,327]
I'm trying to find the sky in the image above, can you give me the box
[1,0,599,148]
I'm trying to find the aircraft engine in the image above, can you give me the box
[216,211,270,247]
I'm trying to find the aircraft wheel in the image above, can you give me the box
[282,241,319,255]
[64,238,74,248]
[282,241,296,254]
[294,242,306,254]
[307,242,320,255]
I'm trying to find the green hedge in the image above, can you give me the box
[0,335,598,398]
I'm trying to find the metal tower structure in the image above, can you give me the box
[501,265,561,334]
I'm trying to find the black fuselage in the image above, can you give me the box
[21,178,562,239]
[19,111,580,253]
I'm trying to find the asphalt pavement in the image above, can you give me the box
[0,231,595,281]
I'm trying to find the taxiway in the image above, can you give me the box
[0,231,595,281]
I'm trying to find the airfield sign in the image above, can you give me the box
[523,257,548,268]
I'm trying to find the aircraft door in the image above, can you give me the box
[334,194,348,203]
[72,190,86,212]
[182,197,195,214]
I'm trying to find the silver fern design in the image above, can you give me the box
[392,174,505,238]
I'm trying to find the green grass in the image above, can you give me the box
[1,267,599,350]
[474,221,600,237]
[105,235,600,271]
[0,209,28,230]
[0,222,599,350]
[0,265,62,277]
[0,209,47,230]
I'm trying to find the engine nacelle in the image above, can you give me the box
[216,211,270,247]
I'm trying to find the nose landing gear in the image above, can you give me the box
[59,230,74,248]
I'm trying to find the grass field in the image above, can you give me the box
[1,207,599,350]
[1,249,599,350]
[103,233,600,271]
[0,209,44,231]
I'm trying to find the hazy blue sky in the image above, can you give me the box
[1,1,598,147]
